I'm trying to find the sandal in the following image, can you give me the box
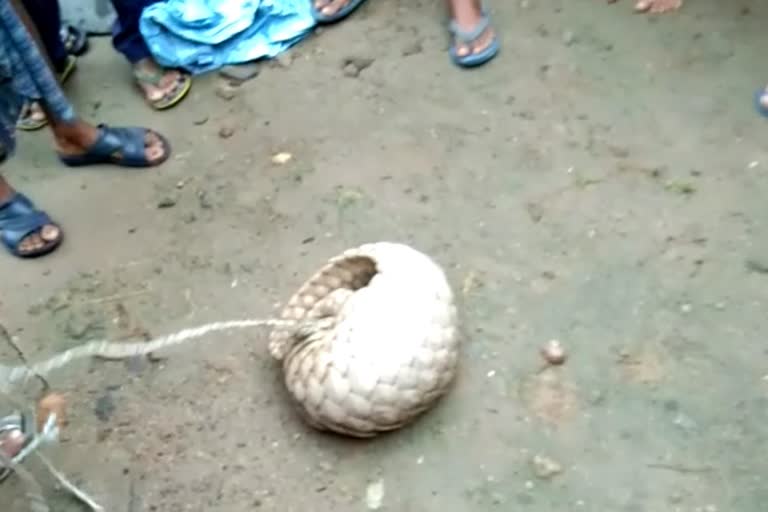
[311,0,369,23]
[17,55,78,131]
[60,24,89,56]
[448,10,500,68]
[133,66,192,111]
[0,413,30,482]
[0,193,63,259]
[58,125,172,168]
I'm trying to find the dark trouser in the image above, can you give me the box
[20,0,68,73]
[111,0,162,64]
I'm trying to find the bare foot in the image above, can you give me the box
[634,0,683,13]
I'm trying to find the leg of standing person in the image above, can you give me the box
[16,0,77,131]
[110,0,191,110]
[446,0,499,67]
[0,0,172,259]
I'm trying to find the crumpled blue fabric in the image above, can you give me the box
[139,0,315,75]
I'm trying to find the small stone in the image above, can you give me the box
[157,197,177,209]
[215,84,237,101]
[531,455,563,479]
[218,126,235,139]
[402,40,423,57]
[271,152,293,165]
[193,116,209,126]
[341,56,374,77]
[198,191,213,209]
[541,339,567,365]
[219,62,260,83]
[365,479,384,510]
[562,30,576,46]
[275,51,293,68]
[343,63,360,78]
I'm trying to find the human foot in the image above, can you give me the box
[0,183,61,258]
[17,55,77,131]
[311,0,368,22]
[0,414,29,481]
[633,0,683,13]
[53,120,171,168]
[133,58,191,110]
[448,1,499,67]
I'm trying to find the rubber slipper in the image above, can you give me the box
[311,0,369,24]
[0,413,31,482]
[0,194,63,259]
[134,66,192,111]
[60,24,89,56]
[755,88,768,117]
[58,125,172,168]
[17,55,78,131]
[448,12,500,68]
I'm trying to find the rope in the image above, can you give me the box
[0,318,301,393]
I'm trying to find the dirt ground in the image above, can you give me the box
[2,0,768,510]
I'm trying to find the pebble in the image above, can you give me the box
[275,51,294,68]
[343,63,360,78]
[341,56,374,78]
[562,30,576,46]
[193,116,209,126]
[219,62,260,83]
[541,339,567,365]
[531,454,563,479]
[365,479,384,510]
[218,126,235,139]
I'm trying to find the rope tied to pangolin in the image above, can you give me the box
[0,318,311,393]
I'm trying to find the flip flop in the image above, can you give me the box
[17,55,78,131]
[755,88,768,118]
[0,194,63,259]
[311,0,369,24]
[58,125,172,168]
[60,24,89,56]
[133,66,192,111]
[448,12,500,68]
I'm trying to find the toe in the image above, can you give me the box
[40,224,60,243]
[18,233,44,254]
[634,0,652,11]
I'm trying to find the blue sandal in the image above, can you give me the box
[0,193,63,259]
[58,125,171,168]
[311,0,369,24]
[449,11,500,68]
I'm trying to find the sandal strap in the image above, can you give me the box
[93,125,150,164]
[0,194,54,251]
[449,13,491,44]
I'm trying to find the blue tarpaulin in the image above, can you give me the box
[139,0,316,75]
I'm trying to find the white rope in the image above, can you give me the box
[0,318,300,393]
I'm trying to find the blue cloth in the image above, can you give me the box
[0,0,76,160]
[139,0,316,75]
